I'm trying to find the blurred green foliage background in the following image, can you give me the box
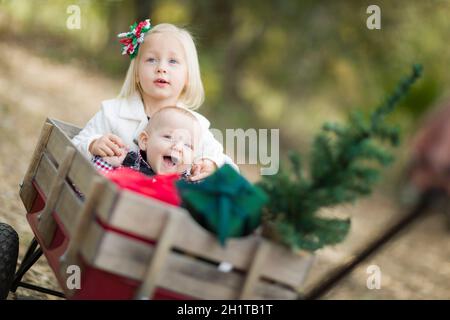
[1,0,449,183]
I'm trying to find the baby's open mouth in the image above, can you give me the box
[163,155,179,166]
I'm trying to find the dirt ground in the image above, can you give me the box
[0,40,449,300]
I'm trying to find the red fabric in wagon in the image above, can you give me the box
[102,167,182,206]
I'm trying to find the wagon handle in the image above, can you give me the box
[134,209,180,300]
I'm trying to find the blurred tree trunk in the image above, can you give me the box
[104,0,154,47]
[190,1,269,122]
[133,0,154,22]
[223,20,268,110]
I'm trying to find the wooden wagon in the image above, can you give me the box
[10,118,315,299]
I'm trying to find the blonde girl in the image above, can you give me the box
[72,20,236,180]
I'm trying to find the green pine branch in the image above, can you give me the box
[258,64,423,252]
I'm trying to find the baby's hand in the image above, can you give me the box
[189,159,217,181]
[90,134,126,157]
[102,147,128,167]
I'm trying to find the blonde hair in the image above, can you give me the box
[118,23,205,110]
[146,106,199,131]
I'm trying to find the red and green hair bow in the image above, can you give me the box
[118,19,152,59]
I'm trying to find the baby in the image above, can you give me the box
[93,106,201,179]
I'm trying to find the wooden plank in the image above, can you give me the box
[63,177,106,264]
[135,212,180,299]
[103,190,185,239]
[159,251,298,300]
[46,118,95,195]
[239,239,270,299]
[95,181,117,223]
[54,183,84,236]
[38,147,76,247]
[79,221,105,266]
[60,177,106,297]
[88,230,298,299]
[34,152,57,198]
[49,118,81,139]
[20,122,53,212]
[90,230,150,279]
[46,122,74,166]
[67,151,98,196]
[263,243,314,289]
[34,152,88,237]
[104,190,313,289]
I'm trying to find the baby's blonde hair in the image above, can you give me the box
[118,23,205,110]
[146,106,199,132]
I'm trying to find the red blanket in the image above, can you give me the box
[103,167,181,206]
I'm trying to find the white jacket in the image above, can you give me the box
[72,94,237,169]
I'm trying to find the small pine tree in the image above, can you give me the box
[257,64,423,252]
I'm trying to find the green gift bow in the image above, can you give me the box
[176,164,268,246]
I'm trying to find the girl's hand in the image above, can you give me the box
[102,147,128,167]
[89,134,126,157]
[189,159,217,181]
